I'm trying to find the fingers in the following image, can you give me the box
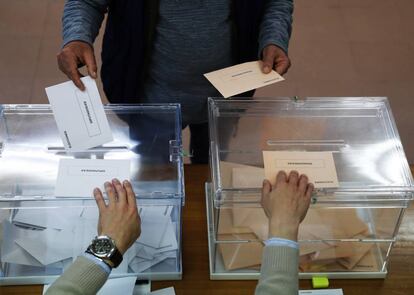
[261,181,271,218]
[275,170,287,186]
[123,180,137,208]
[105,181,117,207]
[57,41,97,90]
[298,174,309,193]
[261,49,276,74]
[83,49,98,79]
[57,52,85,90]
[112,178,127,205]
[305,183,314,200]
[288,170,299,186]
[93,188,107,212]
[275,58,291,75]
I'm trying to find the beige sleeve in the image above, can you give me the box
[45,256,109,295]
[255,246,299,295]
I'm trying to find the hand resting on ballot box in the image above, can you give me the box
[255,170,314,295]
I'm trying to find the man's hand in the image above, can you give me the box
[57,41,98,91]
[93,179,141,255]
[261,44,291,75]
[261,171,313,241]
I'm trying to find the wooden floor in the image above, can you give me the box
[1,165,413,295]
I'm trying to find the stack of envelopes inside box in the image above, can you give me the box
[1,204,178,276]
[217,162,379,273]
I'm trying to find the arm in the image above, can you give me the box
[255,245,299,295]
[45,256,109,295]
[46,180,141,295]
[58,0,109,90]
[62,0,108,47]
[255,171,313,295]
[259,0,294,75]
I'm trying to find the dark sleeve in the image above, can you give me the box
[258,0,294,55]
[62,0,109,47]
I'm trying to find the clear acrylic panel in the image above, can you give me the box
[0,104,184,201]
[208,98,414,205]
[0,198,182,282]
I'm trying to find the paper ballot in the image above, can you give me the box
[55,159,130,197]
[204,61,284,98]
[5,205,178,276]
[263,151,339,188]
[45,76,113,151]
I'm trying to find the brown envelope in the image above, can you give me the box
[351,249,379,272]
[311,243,356,262]
[337,242,374,270]
[299,241,333,256]
[217,208,252,235]
[232,166,265,188]
[301,208,368,240]
[219,161,264,189]
[218,233,264,270]
[231,207,269,240]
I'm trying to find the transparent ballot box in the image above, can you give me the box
[0,104,184,285]
[206,97,413,279]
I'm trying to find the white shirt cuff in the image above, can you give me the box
[82,252,112,274]
[264,237,299,250]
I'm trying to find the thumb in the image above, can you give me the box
[83,47,98,79]
[262,179,272,195]
[261,49,276,74]
[261,180,272,218]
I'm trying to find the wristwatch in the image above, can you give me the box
[86,235,123,268]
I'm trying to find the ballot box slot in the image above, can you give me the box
[266,139,347,149]
[46,145,130,152]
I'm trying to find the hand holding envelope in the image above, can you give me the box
[45,76,113,151]
[204,61,285,98]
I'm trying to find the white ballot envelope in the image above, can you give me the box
[55,159,130,197]
[263,151,339,188]
[45,76,113,151]
[204,61,285,98]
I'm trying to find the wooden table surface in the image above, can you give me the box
[1,164,413,295]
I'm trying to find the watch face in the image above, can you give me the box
[91,238,113,256]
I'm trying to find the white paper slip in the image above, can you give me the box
[129,251,173,273]
[204,61,284,98]
[43,276,137,295]
[149,287,176,295]
[263,151,339,188]
[15,227,75,265]
[45,76,113,151]
[299,289,343,295]
[55,159,130,197]
[137,215,170,248]
[13,202,83,230]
